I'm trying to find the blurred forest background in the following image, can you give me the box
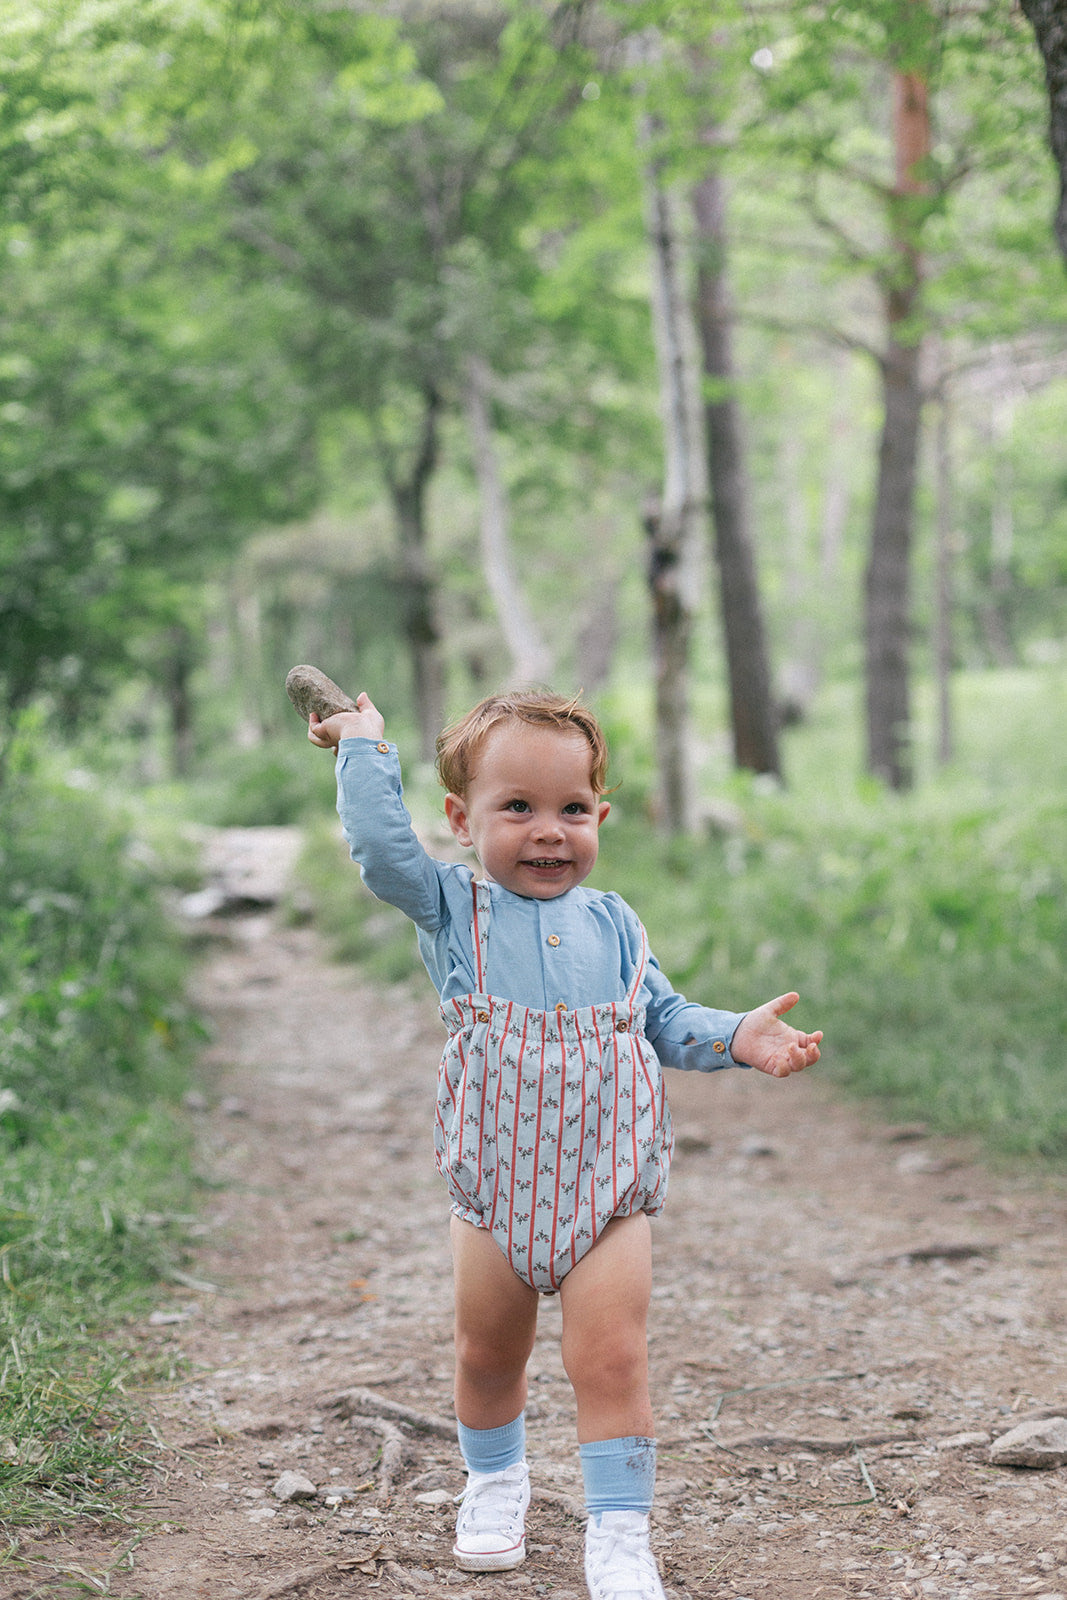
[1,0,1065,1528]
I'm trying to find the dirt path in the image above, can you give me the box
[12,831,1067,1599]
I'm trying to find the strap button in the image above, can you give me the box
[475,1010,490,1024]
[547,934,561,947]
[615,1019,629,1033]
[713,1040,726,1053]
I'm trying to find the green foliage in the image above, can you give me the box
[0,754,198,1522]
[596,668,1067,1161]
[186,736,337,828]
[0,769,192,1140]
[0,0,320,739]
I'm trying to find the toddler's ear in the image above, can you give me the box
[444,793,473,848]
[597,800,611,827]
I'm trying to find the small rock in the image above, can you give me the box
[896,1150,959,1175]
[272,1470,318,1501]
[285,664,359,721]
[738,1134,777,1158]
[148,1308,196,1326]
[673,1125,712,1155]
[935,1431,991,1450]
[990,1416,1067,1468]
[414,1488,454,1506]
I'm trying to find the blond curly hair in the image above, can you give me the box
[436,690,610,797]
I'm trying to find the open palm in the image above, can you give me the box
[731,993,822,1078]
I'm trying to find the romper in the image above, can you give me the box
[434,880,675,1293]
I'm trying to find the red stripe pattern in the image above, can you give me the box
[434,882,674,1292]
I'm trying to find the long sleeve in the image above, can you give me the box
[610,899,749,1073]
[335,738,448,931]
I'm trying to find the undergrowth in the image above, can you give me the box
[0,749,199,1528]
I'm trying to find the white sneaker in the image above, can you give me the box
[452,1459,530,1571]
[584,1510,667,1600]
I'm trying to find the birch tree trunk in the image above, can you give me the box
[463,354,553,687]
[864,63,930,791]
[642,130,704,833]
[691,158,781,778]
[379,384,446,761]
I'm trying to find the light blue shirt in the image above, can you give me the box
[336,738,748,1073]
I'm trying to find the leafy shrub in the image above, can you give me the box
[196,737,337,827]
[0,764,198,1521]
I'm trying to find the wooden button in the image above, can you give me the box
[376,742,390,754]
[547,934,561,947]
[555,1002,567,1012]
[476,1010,490,1023]
[615,1019,629,1033]
[713,1040,726,1053]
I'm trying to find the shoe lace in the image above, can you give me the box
[587,1522,662,1600]
[456,1469,526,1536]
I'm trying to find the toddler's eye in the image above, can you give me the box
[506,799,531,813]
[562,802,588,815]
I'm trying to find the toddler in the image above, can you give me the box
[308,687,821,1600]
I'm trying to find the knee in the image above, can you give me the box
[455,1324,531,1389]
[562,1325,647,1402]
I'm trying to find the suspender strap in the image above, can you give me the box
[470,878,490,992]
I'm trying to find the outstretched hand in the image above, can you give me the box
[307,692,386,751]
[730,993,822,1079]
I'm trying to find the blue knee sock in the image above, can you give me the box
[580,1436,656,1523]
[457,1411,526,1475]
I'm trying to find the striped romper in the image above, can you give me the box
[435,880,675,1293]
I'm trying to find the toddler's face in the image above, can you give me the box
[444,722,610,899]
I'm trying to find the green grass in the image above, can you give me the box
[0,753,200,1527]
[301,664,1067,1163]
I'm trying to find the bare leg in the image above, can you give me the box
[450,1215,539,1429]
[558,1213,654,1443]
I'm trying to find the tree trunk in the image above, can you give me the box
[932,378,954,765]
[864,65,930,791]
[642,497,694,832]
[691,160,782,779]
[163,622,197,779]
[382,385,445,761]
[1020,0,1067,265]
[979,395,1019,668]
[463,354,553,687]
[641,128,703,832]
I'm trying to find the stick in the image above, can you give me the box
[329,1387,457,1440]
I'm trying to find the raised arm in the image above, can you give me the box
[306,693,450,933]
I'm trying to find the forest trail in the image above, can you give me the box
[12,827,1067,1600]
